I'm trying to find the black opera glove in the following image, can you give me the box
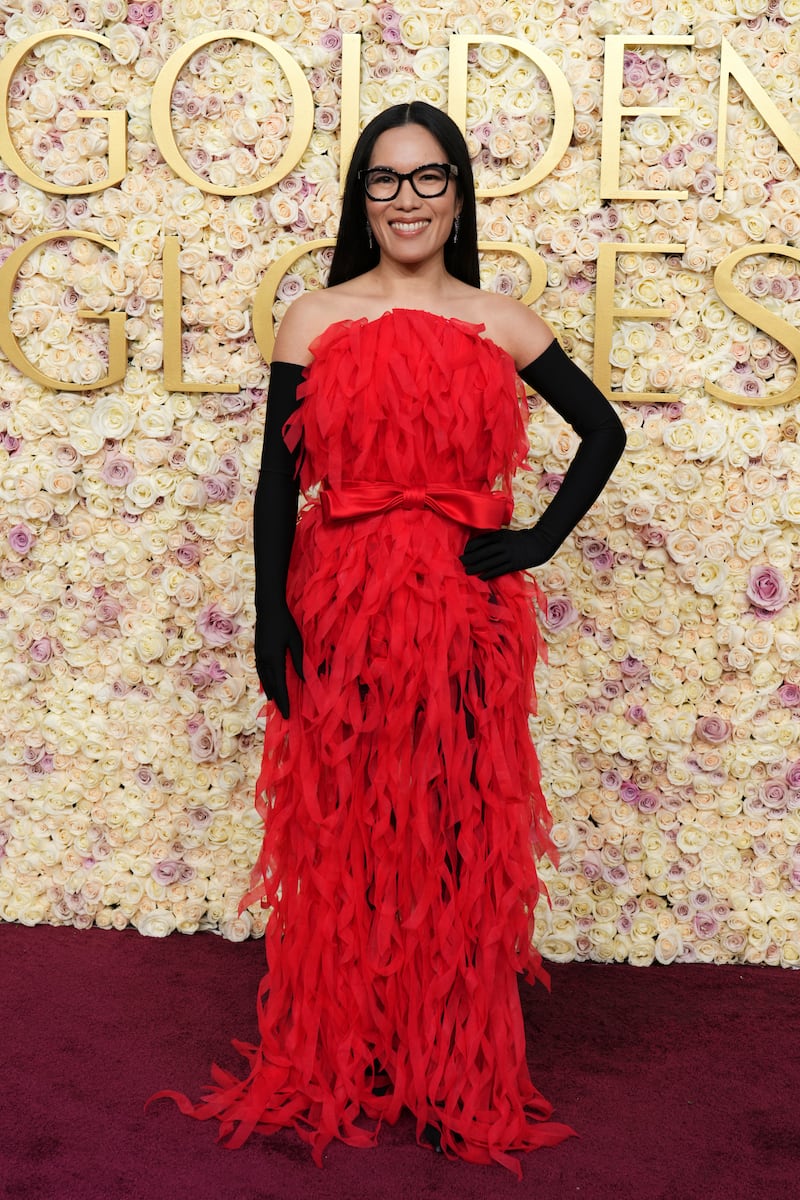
[460,339,627,582]
[253,360,306,718]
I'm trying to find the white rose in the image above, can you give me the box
[91,396,136,440]
[136,909,177,937]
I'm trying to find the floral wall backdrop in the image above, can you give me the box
[0,0,799,964]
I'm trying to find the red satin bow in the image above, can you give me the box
[320,481,512,530]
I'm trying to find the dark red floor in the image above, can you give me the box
[2,922,797,1200]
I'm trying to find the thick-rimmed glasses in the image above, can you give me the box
[359,162,459,202]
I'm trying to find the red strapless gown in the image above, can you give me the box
[149,309,575,1177]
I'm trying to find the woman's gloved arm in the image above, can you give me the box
[253,360,306,718]
[460,338,627,580]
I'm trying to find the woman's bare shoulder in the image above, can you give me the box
[273,286,368,365]
[271,292,332,365]
[478,293,555,370]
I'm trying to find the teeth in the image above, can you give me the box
[391,221,429,231]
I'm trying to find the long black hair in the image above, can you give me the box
[327,102,479,289]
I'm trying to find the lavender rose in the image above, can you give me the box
[746,564,789,615]
[620,781,640,805]
[760,780,789,811]
[538,473,563,494]
[196,604,240,647]
[29,637,53,662]
[693,912,719,939]
[175,542,201,567]
[152,860,182,886]
[637,791,661,812]
[695,714,732,744]
[581,851,603,882]
[188,720,219,763]
[8,523,35,554]
[544,595,577,631]
[101,455,136,486]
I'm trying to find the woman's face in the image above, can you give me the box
[364,123,462,265]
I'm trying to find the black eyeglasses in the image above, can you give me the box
[359,162,459,202]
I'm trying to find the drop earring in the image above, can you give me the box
[452,215,460,244]
[366,221,373,250]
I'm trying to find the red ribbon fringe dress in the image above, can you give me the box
[152,309,575,1177]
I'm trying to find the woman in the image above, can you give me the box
[151,101,625,1177]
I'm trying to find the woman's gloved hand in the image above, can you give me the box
[460,526,553,581]
[254,600,304,720]
[461,339,626,581]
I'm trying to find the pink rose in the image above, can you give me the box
[591,551,614,570]
[746,565,789,615]
[778,683,800,708]
[604,864,629,885]
[95,598,122,626]
[188,721,219,762]
[30,637,53,662]
[544,595,577,631]
[201,474,238,503]
[640,525,666,547]
[538,473,564,494]
[187,659,228,689]
[663,147,686,169]
[101,454,136,486]
[760,780,788,811]
[620,781,640,805]
[693,912,719,939]
[27,755,54,775]
[152,860,182,885]
[637,791,661,812]
[623,52,648,87]
[8,524,34,554]
[695,715,732,743]
[692,169,717,196]
[196,605,240,647]
[582,538,608,560]
[581,851,603,882]
[175,542,200,566]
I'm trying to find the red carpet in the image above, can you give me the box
[1,922,797,1200]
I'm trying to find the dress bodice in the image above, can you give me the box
[286,308,529,496]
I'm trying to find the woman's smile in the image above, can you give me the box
[388,219,431,236]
